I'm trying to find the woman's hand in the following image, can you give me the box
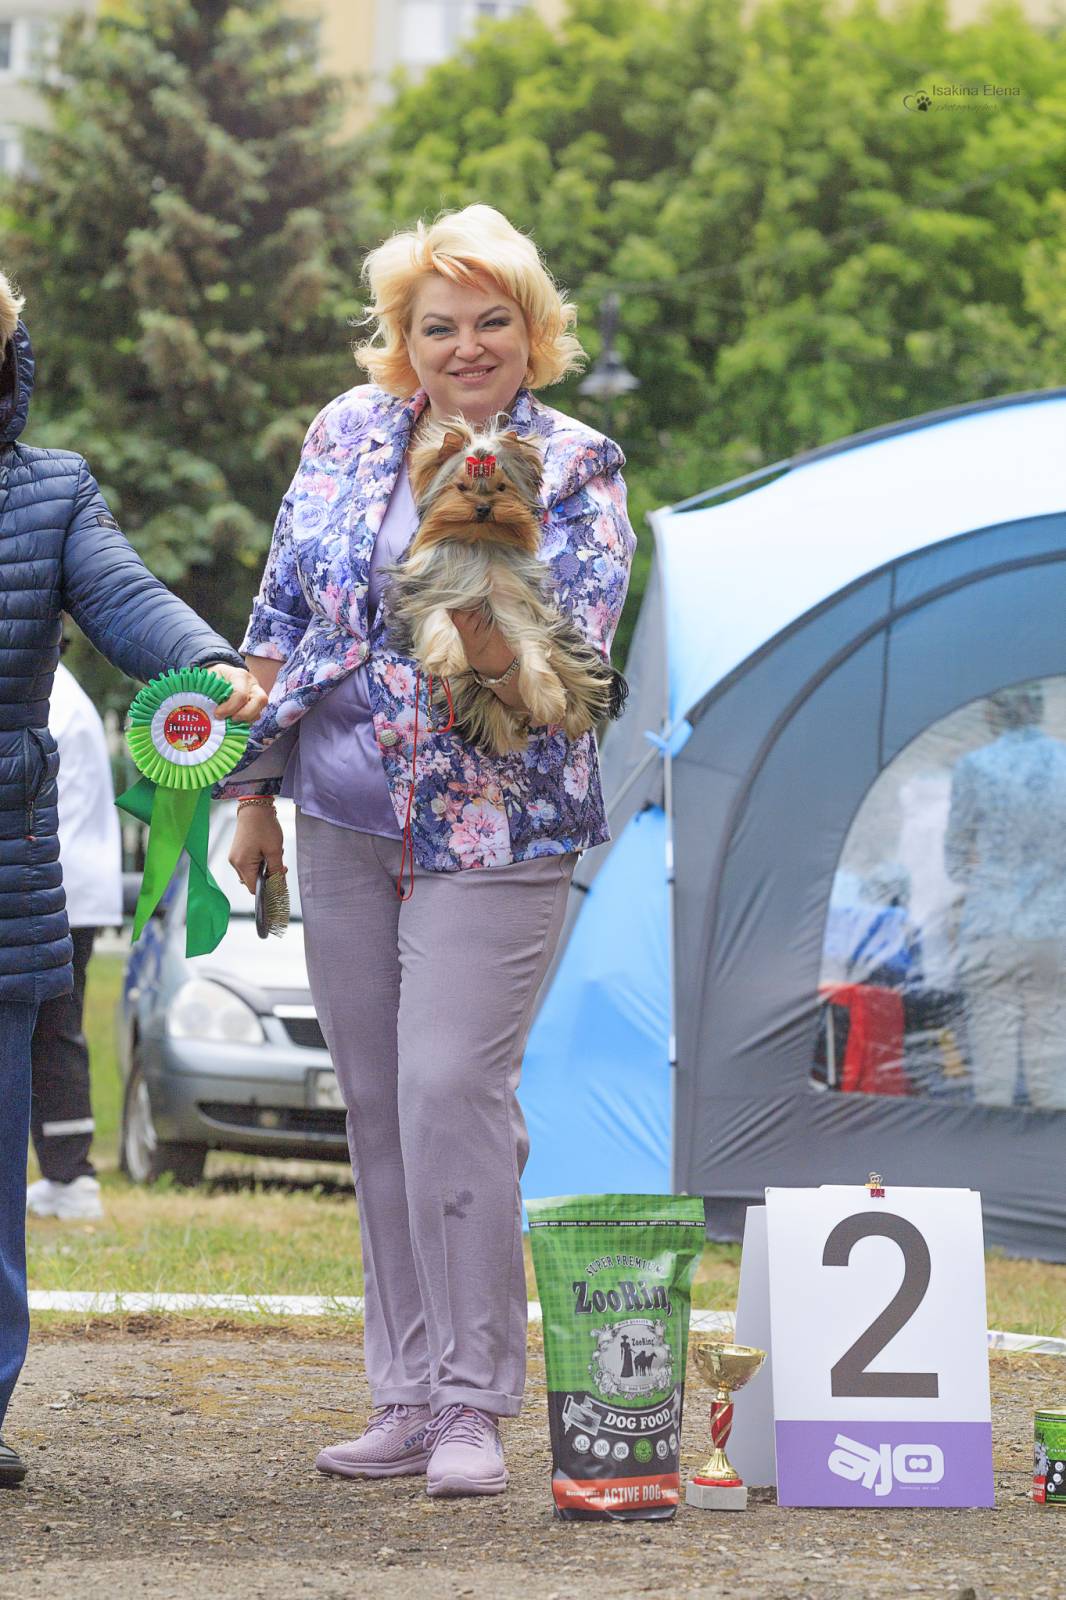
[448,606,515,677]
[204,662,269,724]
[229,803,286,895]
[449,608,528,714]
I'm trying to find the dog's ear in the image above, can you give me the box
[498,431,544,499]
[499,430,541,464]
[438,429,467,461]
[409,424,468,502]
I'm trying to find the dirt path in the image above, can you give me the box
[4,1324,1062,1600]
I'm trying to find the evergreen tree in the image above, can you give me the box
[2,0,366,702]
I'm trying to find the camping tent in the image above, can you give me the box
[518,387,1066,1262]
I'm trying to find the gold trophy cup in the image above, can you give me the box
[686,1340,767,1511]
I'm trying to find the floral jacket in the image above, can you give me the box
[215,382,637,872]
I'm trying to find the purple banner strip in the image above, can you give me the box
[775,1420,994,1507]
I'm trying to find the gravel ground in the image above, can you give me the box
[3,1322,1063,1600]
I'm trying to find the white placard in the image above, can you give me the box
[735,1186,994,1507]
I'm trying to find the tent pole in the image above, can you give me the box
[647,507,679,1193]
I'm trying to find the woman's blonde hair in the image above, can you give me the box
[0,269,25,348]
[354,205,585,397]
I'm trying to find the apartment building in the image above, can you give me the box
[0,0,92,174]
[0,0,560,168]
[287,0,564,131]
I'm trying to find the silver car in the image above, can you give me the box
[118,801,348,1184]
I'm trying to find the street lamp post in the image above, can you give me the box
[578,291,640,439]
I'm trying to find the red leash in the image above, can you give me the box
[395,670,455,900]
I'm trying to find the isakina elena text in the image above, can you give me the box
[931,83,1021,95]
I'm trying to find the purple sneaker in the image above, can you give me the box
[425,1404,508,1497]
[315,1404,432,1479]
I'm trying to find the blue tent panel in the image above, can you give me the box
[519,805,670,1200]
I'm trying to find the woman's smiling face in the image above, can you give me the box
[405,275,531,424]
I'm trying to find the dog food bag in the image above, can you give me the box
[528,1192,705,1521]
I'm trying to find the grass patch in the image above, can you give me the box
[31,953,1063,1340]
[28,1176,366,1298]
[691,1241,742,1311]
[83,948,126,1167]
[984,1253,1066,1343]
[28,1179,1065,1339]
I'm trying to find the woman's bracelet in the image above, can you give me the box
[472,656,520,689]
[237,795,276,811]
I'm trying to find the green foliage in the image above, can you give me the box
[4,0,1066,689]
[1,0,367,708]
[364,0,1066,665]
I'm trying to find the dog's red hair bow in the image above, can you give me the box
[466,453,496,478]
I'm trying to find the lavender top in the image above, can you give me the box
[279,467,418,837]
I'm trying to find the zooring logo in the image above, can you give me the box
[827,1434,945,1496]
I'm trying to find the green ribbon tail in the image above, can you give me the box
[114,774,157,829]
[183,787,231,957]
[116,779,198,942]
[115,781,229,955]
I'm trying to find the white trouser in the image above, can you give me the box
[959,937,1066,1111]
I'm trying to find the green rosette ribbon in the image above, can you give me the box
[116,668,250,957]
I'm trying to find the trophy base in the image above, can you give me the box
[686,1477,749,1511]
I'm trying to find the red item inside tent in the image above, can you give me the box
[820,982,910,1096]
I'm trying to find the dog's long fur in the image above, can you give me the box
[384,418,627,755]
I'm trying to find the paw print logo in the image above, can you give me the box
[903,89,932,112]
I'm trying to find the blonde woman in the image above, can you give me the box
[220,206,636,1497]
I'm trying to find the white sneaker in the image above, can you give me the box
[26,1176,103,1221]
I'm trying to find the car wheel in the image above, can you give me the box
[120,1050,207,1187]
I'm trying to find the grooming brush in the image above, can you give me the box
[255,859,291,939]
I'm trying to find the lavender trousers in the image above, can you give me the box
[295,809,577,1417]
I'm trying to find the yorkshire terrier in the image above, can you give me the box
[384,418,628,756]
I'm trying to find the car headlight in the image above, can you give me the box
[166,978,265,1045]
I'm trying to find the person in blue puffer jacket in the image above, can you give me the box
[0,270,267,1489]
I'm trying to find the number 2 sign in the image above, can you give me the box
[734,1186,994,1508]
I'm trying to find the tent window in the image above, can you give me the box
[814,677,1066,1112]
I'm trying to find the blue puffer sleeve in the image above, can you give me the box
[61,460,245,682]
